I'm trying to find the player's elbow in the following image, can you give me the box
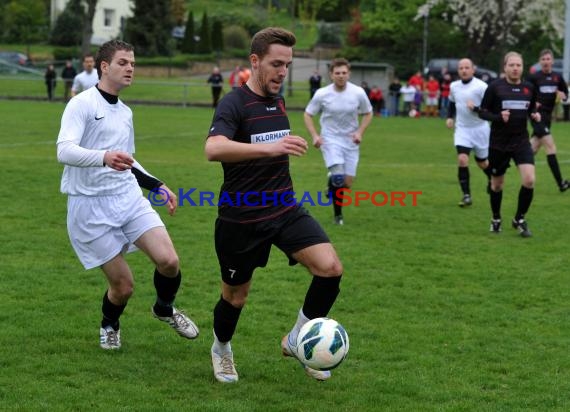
[56,142,69,164]
[205,136,227,161]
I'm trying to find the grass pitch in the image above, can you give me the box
[1,99,570,411]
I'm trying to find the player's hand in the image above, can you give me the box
[104,151,134,171]
[158,184,177,216]
[276,135,308,157]
[312,135,323,149]
[351,131,362,145]
[501,110,510,123]
[466,99,475,110]
[445,118,454,129]
[558,91,567,101]
[530,112,541,123]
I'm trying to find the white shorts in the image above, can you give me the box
[426,96,438,106]
[320,143,359,177]
[454,123,490,159]
[67,189,164,269]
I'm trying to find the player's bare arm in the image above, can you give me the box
[206,134,307,163]
[352,112,373,144]
[303,112,322,148]
[158,184,177,216]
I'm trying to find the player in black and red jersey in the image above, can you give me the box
[527,49,570,192]
[205,27,343,383]
[478,52,541,237]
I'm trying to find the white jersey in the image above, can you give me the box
[57,87,139,196]
[449,77,488,128]
[305,82,372,149]
[71,70,99,94]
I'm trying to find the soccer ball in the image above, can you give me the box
[408,109,418,118]
[295,317,349,371]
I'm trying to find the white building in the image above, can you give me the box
[50,0,133,45]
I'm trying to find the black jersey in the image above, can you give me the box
[479,78,537,150]
[526,70,568,114]
[207,85,295,223]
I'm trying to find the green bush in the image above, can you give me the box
[223,25,250,51]
[52,46,81,61]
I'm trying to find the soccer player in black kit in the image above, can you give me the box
[478,52,541,237]
[527,49,570,192]
[205,27,343,383]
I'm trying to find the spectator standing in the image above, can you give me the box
[439,72,452,118]
[369,85,384,116]
[425,75,440,117]
[400,82,416,116]
[309,70,322,98]
[61,60,77,102]
[388,77,401,116]
[207,66,224,108]
[229,66,241,89]
[44,64,57,101]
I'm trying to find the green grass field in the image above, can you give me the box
[1,99,570,411]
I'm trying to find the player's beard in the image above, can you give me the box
[258,70,281,97]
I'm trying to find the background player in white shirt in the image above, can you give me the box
[446,58,492,207]
[57,40,198,350]
[71,54,99,96]
[304,58,373,225]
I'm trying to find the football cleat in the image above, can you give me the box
[152,306,199,339]
[489,219,502,233]
[458,194,472,207]
[333,215,344,226]
[281,334,331,381]
[512,218,532,238]
[560,180,569,192]
[100,326,121,350]
[211,345,239,383]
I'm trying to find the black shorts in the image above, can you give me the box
[531,112,552,138]
[488,142,534,177]
[214,206,330,286]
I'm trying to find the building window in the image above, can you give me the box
[104,9,115,28]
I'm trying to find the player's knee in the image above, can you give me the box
[314,256,343,277]
[156,252,179,277]
[458,154,469,166]
[223,288,249,308]
[522,175,535,188]
[112,280,134,302]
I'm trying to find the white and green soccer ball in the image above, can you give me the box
[295,317,349,371]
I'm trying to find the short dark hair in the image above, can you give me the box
[250,27,296,59]
[329,58,350,73]
[95,40,134,79]
[539,48,554,58]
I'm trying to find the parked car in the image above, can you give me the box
[424,58,498,82]
[0,51,31,66]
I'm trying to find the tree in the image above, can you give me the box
[196,12,212,54]
[124,0,174,56]
[211,19,224,52]
[50,0,83,47]
[2,0,48,46]
[170,0,186,25]
[80,0,98,56]
[181,10,195,53]
[421,0,565,65]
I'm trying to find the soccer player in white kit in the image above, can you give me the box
[56,40,198,350]
[71,54,99,96]
[446,58,492,207]
[304,58,373,225]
